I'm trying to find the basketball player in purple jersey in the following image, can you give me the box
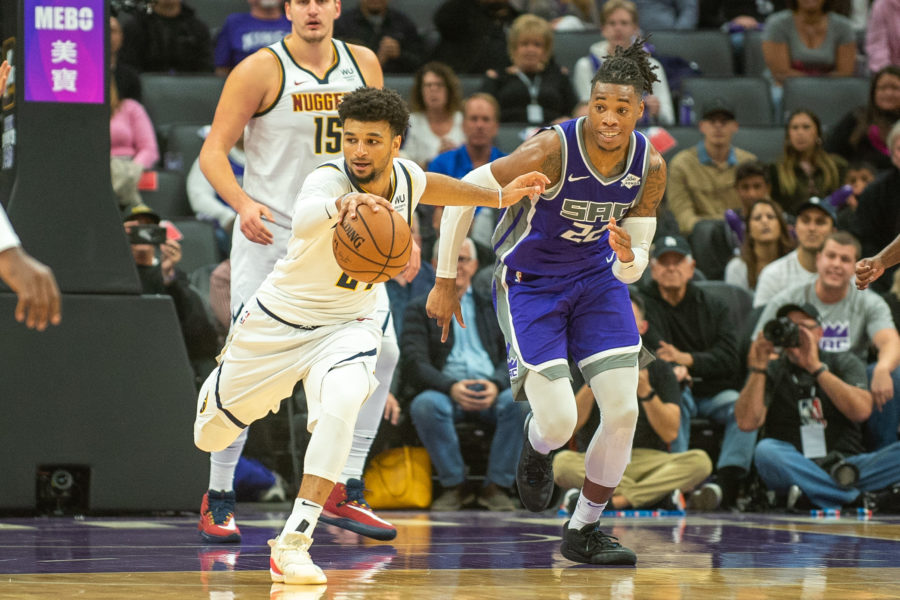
[427,40,666,565]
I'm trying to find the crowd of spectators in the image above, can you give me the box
[110,0,900,514]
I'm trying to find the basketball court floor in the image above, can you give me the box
[3,504,900,599]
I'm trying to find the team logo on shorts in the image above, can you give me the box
[507,354,519,379]
[239,309,251,325]
[620,174,641,189]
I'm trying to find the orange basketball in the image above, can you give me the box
[332,204,412,284]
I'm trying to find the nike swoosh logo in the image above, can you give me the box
[219,518,237,531]
[568,174,589,182]
[300,500,319,508]
[606,253,615,263]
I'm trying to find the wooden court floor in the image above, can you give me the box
[3,505,900,599]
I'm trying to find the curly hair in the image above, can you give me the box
[338,87,410,138]
[590,36,659,96]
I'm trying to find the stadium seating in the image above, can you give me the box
[191,0,248,35]
[681,77,774,126]
[781,77,869,131]
[552,29,603,74]
[140,170,193,219]
[140,74,225,138]
[648,30,735,77]
[170,217,222,275]
[733,126,785,164]
[162,124,208,174]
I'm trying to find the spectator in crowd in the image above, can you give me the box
[571,0,674,125]
[754,197,835,307]
[667,98,757,236]
[753,232,900,451]
[214,0,291,76]
[187,129,244,255]
[641,235,757,509]
[850,121,900,294]
[385,213,435,339]
[725,199,796,292]
[514,0,596,29]
[865,0,900,74]
[110,13,141,101]
[120,0,213,73]
[481,14,577,125]
[761,0,856,107]
[123,205,219,379]
[334,0,424,74]
[833,160,877,232]
[554,292,719,512]
[402,62,465,169]
[630,0,698,30]
[770,109,847,216]
[826,66,900,174]
[737,302,900,512]
[432,0,519,75]
[402,238,528,511]
[734,160,774,217]
[110,81,159,212]
[427,93,506,255]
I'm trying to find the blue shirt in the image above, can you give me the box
[214,13,292,69]
[442,287,494,381]
[428,145,506,179]
[696,141,738,167]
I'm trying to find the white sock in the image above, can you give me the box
[568,493,607,530]
[208,429,247,492]
[281,498,323,538]
[341,428,377,482]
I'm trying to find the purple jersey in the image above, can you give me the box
[492,117,650,277]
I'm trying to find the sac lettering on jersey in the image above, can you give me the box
[559,198,633,223]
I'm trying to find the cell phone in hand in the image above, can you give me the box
[467,383,486,392]
[127,224,166,245]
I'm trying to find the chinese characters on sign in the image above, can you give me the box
[24,1,104,104]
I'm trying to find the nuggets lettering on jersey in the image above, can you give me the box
[291,92,346,112]
[491,117,650,277]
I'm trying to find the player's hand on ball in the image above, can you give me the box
[337,192,394,224]
[607,217,634,263]
[500,171,550,207]
[238,200,275,245]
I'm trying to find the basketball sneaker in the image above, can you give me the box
[516,413,555,512]
[319,478,397,541]
[269,532,327,585]
[198,490,241,543]
[559,520,637,565]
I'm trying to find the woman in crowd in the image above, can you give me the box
[725,198,796,292]
[402,61,465,169]
[571,0,674,125]
[770,109,847,215]
[110,81,158,211]
[481,14,577,125]
[826,65,900,173]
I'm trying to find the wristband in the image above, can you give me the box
[811,364,828,378]
[637,388,656,403]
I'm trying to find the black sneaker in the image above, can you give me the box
[560,520,637,565]
[515,413,555,512]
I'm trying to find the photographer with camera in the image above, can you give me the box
[752,231,900,451]
[124,205,218,379]
[737,302,900,512]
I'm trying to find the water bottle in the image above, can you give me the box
[679,94,695,126]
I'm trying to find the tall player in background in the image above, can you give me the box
[427,40,666,565]
[197,0,401,543]
[0,60,61,331]
[193,87,548,585]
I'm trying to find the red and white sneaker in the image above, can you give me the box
[198,490,241,543]
[269,533,327,585]
[319,478,397,541]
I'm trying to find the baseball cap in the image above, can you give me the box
[795,196,837,225]
[123,204,161,224]
[700,97,736,121]
[651,235,692,259]
[775,302,822,325]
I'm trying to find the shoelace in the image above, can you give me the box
[344,480,373,509]
[580,527,622,552]
[523,450,552,485]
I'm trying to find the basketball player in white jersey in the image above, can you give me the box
[193,87,548,584]
[196,0,402,543]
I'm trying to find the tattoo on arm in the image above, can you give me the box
[630,156,666,217]
[539,149,562,185]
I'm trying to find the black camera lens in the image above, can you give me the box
[763,316,801,348]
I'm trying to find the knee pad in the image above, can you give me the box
[523,371,578,451]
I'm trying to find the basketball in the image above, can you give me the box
[332,204,412,283]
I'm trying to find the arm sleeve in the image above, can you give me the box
[0,205,21,253]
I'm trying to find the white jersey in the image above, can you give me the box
[254,157,425,326]
[0,205,20,253]
[231,38,369,314]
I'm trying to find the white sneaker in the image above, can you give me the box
[268,533,327,585]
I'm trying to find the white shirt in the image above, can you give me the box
[254,157,426,326]
[0,206,21,254]
[753,250,818,308]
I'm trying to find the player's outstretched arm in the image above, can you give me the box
[199,51,279,245]
[857,233,900,290]
[420,171,549,208]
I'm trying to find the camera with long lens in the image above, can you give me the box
[816,451,859,489]
[763,316,801,348]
